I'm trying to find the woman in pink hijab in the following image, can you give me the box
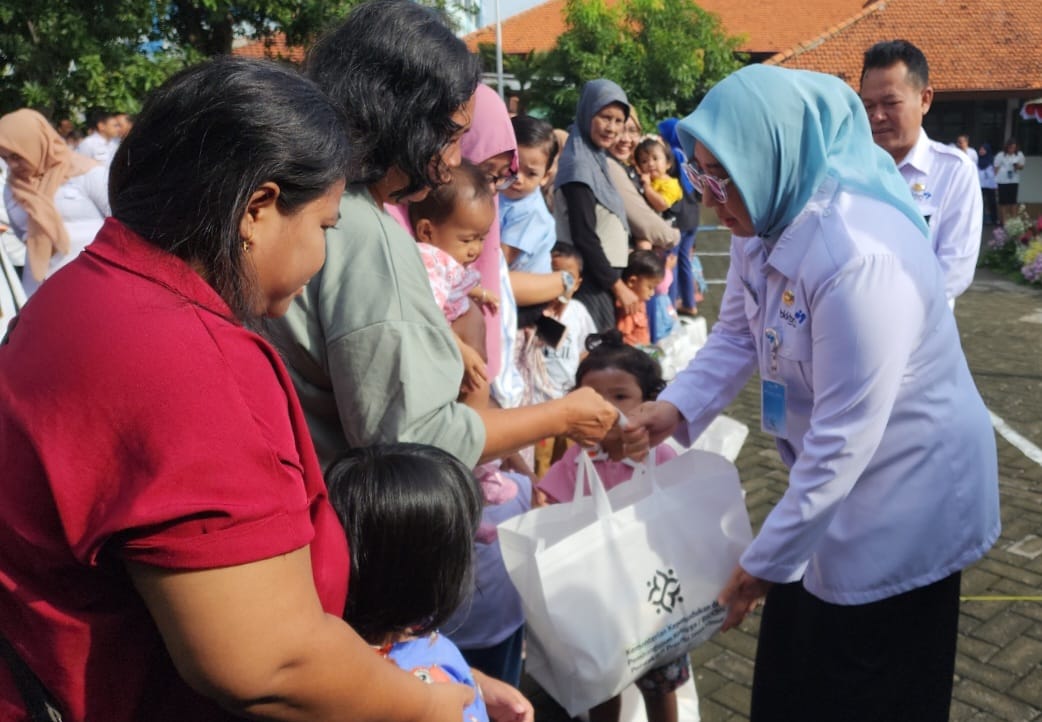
[460,84,519,397]
[0,109,110,296]
[385,85,521,394]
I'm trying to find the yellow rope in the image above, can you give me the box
[960,596,1042,602]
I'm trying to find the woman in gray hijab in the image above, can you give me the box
[553,79,641,331]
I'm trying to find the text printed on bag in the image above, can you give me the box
[624,601,726,675]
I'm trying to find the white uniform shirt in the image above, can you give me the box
[994,150,1026,185]
[898,129,982,302]
[659,178,999,605]
[75,133,119,166]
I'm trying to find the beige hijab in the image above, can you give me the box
[0,109,99,281]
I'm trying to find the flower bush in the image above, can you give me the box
[979,205,1042,287]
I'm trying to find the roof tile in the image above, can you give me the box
[232,34,305,64]
[463,0,867,55]
[768,0,1042,93]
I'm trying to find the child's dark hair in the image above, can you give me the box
[634,137,669,167]
[576,330,666,400]
[550,241,583,272]
[407,159,494,229]
[511,114,560,169]
[324,443,483,645]
[621,249,665,281]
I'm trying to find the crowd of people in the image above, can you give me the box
[0,6,1001,722]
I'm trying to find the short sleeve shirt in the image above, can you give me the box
[499,191,556,273]
[0,219,348,722]
[538,444,678,503]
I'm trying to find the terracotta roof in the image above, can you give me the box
[232,33,306,63]
[768,0,1042,93]
[463,0,867,55]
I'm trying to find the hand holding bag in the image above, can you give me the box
[498,448,753,716]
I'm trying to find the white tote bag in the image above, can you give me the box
[499,448,753,716]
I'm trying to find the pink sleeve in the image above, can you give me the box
[654,443,679,465]
[656,267,673,295]
[474,196,503,376]
[536,445,581,503]
[417,244,452,314]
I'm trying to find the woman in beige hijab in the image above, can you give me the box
[0,109,109,295]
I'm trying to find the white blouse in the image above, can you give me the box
[4,165,110,295]
[660,178,1000,605]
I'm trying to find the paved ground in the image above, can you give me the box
[525,224,1042,721]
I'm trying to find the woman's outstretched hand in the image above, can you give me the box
[717,565,773,632]
[625,401,683,449]
[560,387,620,446]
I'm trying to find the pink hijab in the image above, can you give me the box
[460,84,517,378]
[385,84,518,377]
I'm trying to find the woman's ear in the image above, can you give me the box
[238,182,281,248]
[414,218,435,244]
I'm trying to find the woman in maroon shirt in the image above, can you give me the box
[0,57,472,722]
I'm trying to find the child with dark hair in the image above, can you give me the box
[616,249,665,346]
[536,330,690,722]
[325,443,490,722]
[499,115,560,273]
[634,137,683,214]
[409,160,501,397]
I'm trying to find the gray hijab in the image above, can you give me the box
[555,79,630,233]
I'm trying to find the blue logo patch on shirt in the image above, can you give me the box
[779,307,806,327]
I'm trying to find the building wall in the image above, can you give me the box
[1018,158,1042,204]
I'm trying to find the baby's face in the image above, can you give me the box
[427,197,495,267]
[637,145,669,180]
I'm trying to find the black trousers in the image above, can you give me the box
[750,572,961,722]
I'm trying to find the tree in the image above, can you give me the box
[0,0,191,120]
[0,0,473,122]
[476,45,551,116]
[515,0,746,128]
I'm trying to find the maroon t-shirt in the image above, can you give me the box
[0,218,349,721]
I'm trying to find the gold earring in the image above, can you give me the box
[242,239,251,253]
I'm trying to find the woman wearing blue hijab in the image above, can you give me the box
[553,79,640,330]
[630,65,999,721]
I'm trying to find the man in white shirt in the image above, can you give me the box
[955,134,977,162]
[860,40,982,307]
[75,110,121,166]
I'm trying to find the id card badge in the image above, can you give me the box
[761,378,788,438]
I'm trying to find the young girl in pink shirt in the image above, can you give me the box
[537,330,690,722]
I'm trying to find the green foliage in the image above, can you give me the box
[500,0,746,128]
[0,0,470,124]
[0,0,189,119]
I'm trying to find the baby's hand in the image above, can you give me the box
[469,286,500,314]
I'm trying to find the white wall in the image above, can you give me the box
[1018,156,1042,204]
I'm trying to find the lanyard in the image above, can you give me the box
[764,327,780,378]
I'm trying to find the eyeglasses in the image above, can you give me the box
[682,162,732,204]
[488,172,518,192]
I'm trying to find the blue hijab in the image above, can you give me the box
[555,79,630,233]
[978,142,994,171]
[676,65,928,241]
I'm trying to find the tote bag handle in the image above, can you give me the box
[572,450,614,520]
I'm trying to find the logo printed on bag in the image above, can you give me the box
[647,568,683,614]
